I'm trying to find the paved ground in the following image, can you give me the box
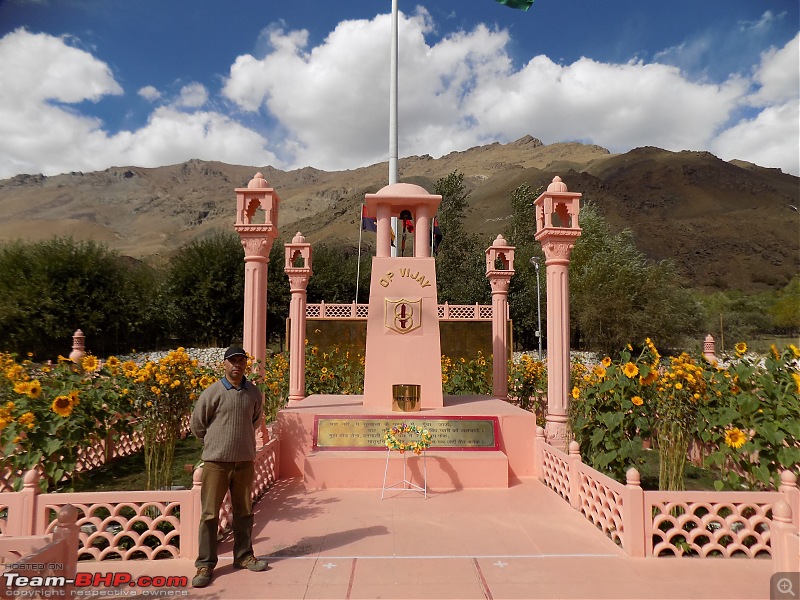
[75,477,778,600]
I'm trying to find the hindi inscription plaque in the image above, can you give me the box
[313,415,499,450]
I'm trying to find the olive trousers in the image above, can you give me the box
[195,460,255,569]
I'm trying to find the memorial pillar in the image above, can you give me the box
[534,176,582,451]
[284,233,313,405]
[234,173,280,371]
[485,235,515,398]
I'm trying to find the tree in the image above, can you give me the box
[770,275,800,333]
[569,204,702,355]
[505,183,546,350]
[0,237,163,358]
[434,171,489,305]
[164,231,246,347]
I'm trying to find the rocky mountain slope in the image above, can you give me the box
[0,136,797,292]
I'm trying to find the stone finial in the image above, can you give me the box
[69,329,86,363]
[247,172,268,189]
[626,467,641,487]
[772,499,792,523]
[703,334,717,363]
[292,231,306,244]
[547,176,568,193]
[493,234,509,247]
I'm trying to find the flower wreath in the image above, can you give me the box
[384,422,433,455]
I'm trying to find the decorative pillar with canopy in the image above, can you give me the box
[485,235,515,399]
[534,176,582,451]
[234,172,280,370]
[284,232,313,405]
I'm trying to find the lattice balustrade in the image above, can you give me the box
[541,447,570,500]
[75,436,107,473]
[112,429,145,459]
[308,303,494,320]
[322,304,357,318]
[648,497,774,558]
[43,500,183,561]
[577,469,625,546]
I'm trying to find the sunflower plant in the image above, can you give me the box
[441,352,492,395]
[0,352,134,490]
[569,341,659,482]
[507,354,547,421]
[126,348,215,490]
[698,342,800,490]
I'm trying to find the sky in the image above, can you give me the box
[0,0,798,180]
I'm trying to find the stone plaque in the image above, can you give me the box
[313,415,499,450]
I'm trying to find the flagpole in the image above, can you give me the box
[356,205,364,304]
[389,0,399,256]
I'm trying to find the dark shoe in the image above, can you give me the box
[192,567,213,588]
[233,555,268,571]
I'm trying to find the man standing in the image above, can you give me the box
[190,346,267,588]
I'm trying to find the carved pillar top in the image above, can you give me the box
[486,234,516,277]
[285,232,313,291]
[534,176,582,262]
[235,172,280,237]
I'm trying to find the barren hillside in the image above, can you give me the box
[0,136,797,291]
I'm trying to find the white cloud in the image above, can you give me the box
[176,82,208,108]
[0,13,797,179]
[748,32,799,106]
[138,85,162,101]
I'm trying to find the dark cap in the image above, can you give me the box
[223,346,247,361]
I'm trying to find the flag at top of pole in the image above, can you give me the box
[495,0,534,10]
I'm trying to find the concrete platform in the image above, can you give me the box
[305,449,509,490]
[79,477,775,599]
[278,395,536,489]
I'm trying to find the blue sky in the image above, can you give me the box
[0,0,797,178]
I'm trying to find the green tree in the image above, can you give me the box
[569,204,702,354]
[696,290,775,349]
[505,183,546,351]
[434,171,489,305]
[770,275,800,333]
[164,231,246,347]
[0,237,163,358]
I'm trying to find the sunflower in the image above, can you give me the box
[571,386,580,399]
[51,395,74,417]
[18,412,36,429]
[26,379,42,399]
[622,362,639,378]
[734,342,747,357]
[792,372,800,394]
[81,355,99,372]
[789,344,800,359]
[724,427,747,449]
[631,395,644,406]
[639,371,658,386]
[601,357,612,367]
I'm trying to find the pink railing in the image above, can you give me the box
[306,302,502,320]
[0,431,279,564]
[534,427,799,563]
[0,504,79,597]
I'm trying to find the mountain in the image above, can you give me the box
[0,136,797,292]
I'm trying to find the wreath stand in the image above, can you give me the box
[381,448,427,499]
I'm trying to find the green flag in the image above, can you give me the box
[495,0,534,10]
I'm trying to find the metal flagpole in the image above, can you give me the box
[389,0,399,256]
[356,205,364,304]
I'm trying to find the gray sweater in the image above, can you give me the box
[190,378,263,462]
